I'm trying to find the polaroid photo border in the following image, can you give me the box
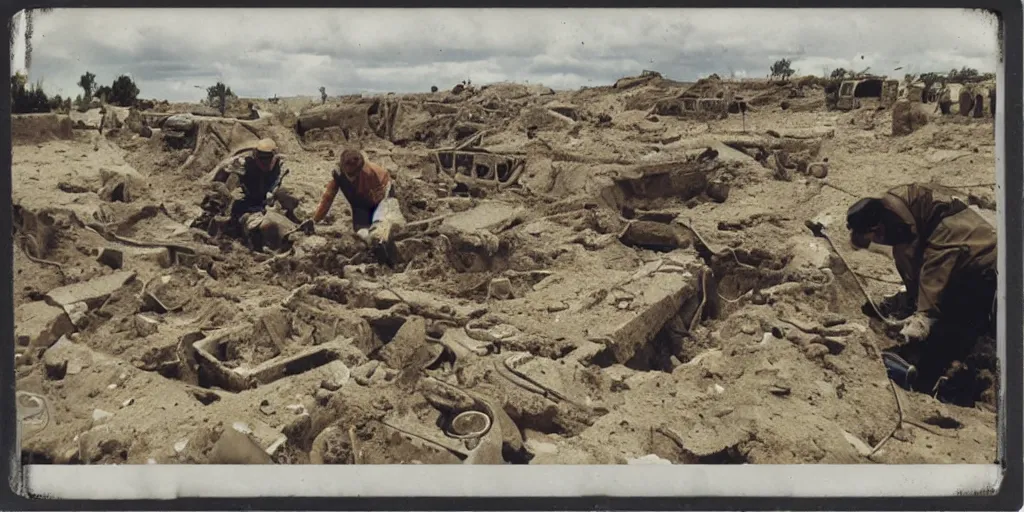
[0,0,1020,510]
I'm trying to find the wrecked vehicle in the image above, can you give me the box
[833,78,899,110]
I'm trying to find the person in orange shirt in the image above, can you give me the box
[310,149,395,235]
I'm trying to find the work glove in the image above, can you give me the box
[899,312,935,345]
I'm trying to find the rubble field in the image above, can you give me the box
[12,74,999,465]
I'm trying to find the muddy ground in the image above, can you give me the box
[12,75,998,465]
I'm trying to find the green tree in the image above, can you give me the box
[771,59,795,80]
[108,75,140,106]
[77,72,96,100]
[206,82,235,115]
[319,86,327,104]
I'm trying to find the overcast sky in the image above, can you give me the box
[11,8,999,102]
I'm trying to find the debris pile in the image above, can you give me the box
[12,73,998,466]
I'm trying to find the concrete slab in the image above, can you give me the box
[442,201,519,232]
[46,271,137,309]
[15,301,74,349]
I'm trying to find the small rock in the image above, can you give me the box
[808,163,829,179]
[706,183,730,203]
[107,384,117,390]
[314,388,332,404]
[812,336,847,355]
[352,360,381,386]
[96,247,124,269]
[488,277,513,300]
[121,398,135,407]
[547,302,569,313]
[286,404,307,416]
[822,314,847,327]
[91,409,113,427]
[133,314,159,337]
[740,324,757,335]
[63,302,90,329]
[320,361,351,391]
[805,344,830,360]
[768,383,791,396]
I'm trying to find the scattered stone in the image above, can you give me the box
[91,409,113,428]
[768,383,792,396]
[62,301,90,329]
[808,163,829,179]
[547,302,569,313]
[706,183,730,203]
[740,324,757,335]
[314,388,332,404]
[286,404,307,416]
[319,361,351,391]
[122,398,135,408]
[812,336,847,355]
[352,360,381,386]
[174,439,189,453]
[377,316,426,369]
[488,277,513,300]
[804,343,830,360]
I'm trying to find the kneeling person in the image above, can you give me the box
[311,149,403,244]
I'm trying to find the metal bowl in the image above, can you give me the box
[447,410,491,439]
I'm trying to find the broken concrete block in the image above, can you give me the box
[96,247,124,269]
[134,314,160,337]
[163,114,196,133]
[488,278,513,300]
[63,301,90,329]
[209,429,273,464]
[378,316,426,369]
[318,361,351,391]
[15,301,74,349]
[46,270,136,309]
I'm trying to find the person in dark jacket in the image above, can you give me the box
[230,138,284,222]
[846,183,998,403]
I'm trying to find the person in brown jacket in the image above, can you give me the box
[310,149,395,235]
[846,183,997,401]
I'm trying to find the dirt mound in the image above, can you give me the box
[891,101,930,136]
[11,114,74,145]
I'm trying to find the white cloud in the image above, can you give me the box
[14,8,999,101]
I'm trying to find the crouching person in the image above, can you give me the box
[309,149,406,248]
[845,183,998,405]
